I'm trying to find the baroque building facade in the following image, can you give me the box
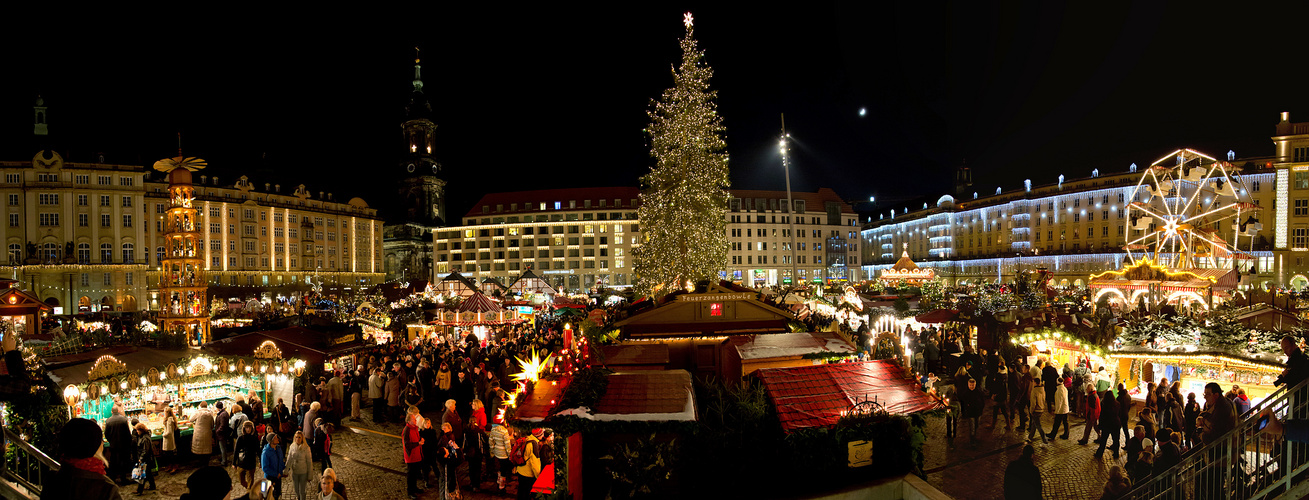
[856,114,1309,290]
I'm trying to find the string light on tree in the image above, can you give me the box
[634,11,730,298]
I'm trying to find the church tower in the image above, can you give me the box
[398,51,447,226]
[33,97,48,136]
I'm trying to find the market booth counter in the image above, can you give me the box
[1012,331,1114,373]
[58,346,306,446]
[1110,348,1285,405]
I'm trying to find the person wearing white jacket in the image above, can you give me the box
[1047,379,1071,440]
[286,430,315,500]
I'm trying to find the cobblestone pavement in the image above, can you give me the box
[922,400,1140,500]
[114,405,524,500]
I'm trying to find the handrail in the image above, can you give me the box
[1,426,61,496]
[1122,377,1309,500]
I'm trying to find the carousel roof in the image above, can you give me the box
[457,292,503,314]
[890,250,921,272]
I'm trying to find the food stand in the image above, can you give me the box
[62,344,305,443]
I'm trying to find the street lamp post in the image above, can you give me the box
[780,114,798,289]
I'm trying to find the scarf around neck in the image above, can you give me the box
[65,456,107,476]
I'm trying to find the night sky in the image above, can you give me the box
[3,4,1308,220]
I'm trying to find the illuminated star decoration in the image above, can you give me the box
[683,12,694,28]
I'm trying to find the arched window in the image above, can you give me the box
[101,243,113,264]
[42,242,59,262]
[78,243,90,264]
[122,243,134,264]
[7,244,20,264]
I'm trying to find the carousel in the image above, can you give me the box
[878,246,935,287]
[61,340,305,442]
[429,292,528,341]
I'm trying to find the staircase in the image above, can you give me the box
[1123,377,1309,500]
[0,426,60,500]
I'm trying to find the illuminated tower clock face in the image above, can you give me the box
[406,164,416,173]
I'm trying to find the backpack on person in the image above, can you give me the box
[509,437,532,466]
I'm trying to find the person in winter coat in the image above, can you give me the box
[1014,366,1032,432]
[133,422,158,494]
[261,432,287,500]
[1183,392,1201,448]
[436,362,452,401]
[234,420,261,489]
[249,395,265,426]
[488,423,512,492]
[1275,335,1309,388]
[286,431,314,500]
[466,399,488,491]
[514,429,543,500]
[369,368,386,423]
[1116,384,1133,443]
[214,402,231,467]
[1099,465,1132,500]
[1095,391,1123,459]
[1003,444,1042,500]
[162,406,180,474]
[437,421,463,500]
[191,401,216,464]
[386,372,402,423]
[441,399,464,441]
[1047,379,1071,440]
[991,362,1013,431]
[42,418,122,500]
[1041,361,1059,413]
[315,420,335,474]
[103,405,135,483]
[1027,372,1048,444]
[403,407,426,499]
[960,378,986,446]
[273,398,293,444]
[1078,385,1101,445]
[303,402,320,442]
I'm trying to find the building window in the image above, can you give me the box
[1296,199,1308,217]
[100,195,110,207]
[4,174,19,183]
[157,246,164,263]
[38,193,59,205]
[122,214,132,227]
[1296,227,1307,249]
[39,213,59,226]
[8,214,17,227]
[119,176,133,186]
[102,273,111,285]
[1296,172,1309,190]
[80,273,89,286]
[78,243,90,264]
[100,243,112,263]
[7,244,19,264]
[122,243,134,263]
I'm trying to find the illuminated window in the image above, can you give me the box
[710,303,723,316]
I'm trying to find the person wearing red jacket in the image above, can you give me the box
[403,407,425,499]
[1077,384,1100,445]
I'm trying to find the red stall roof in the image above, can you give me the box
[757,360,941,433]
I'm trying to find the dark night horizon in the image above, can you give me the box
[3,3,1308,219]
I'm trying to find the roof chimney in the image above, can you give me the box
[1277,111,1294,136]
[1282,111,1291,123]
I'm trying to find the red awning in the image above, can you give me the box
[914,309,958,324]
[757,360,942,433]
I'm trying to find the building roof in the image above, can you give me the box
[890,250,920,271]
[463,187,642,218]
[756,360,942,433]
[728,331,854,361]
[729,187,855,214]
[458,293,503,314]
[589,370,696,421]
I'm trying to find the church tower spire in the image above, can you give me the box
[33,96,48,136]
[396,47,446,226]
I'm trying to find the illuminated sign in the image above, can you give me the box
[678,293,754,302]
[710,303,723,316]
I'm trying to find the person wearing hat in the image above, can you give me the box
[514,429,543,500]
[488,420,513,493]
[41,418,121,500]
[178,465,232,500]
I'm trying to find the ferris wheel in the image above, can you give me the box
[1124,149,1262,270]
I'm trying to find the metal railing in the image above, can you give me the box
[1123,377,1309,500]
[1,426,61,497]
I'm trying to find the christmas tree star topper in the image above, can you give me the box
[683,12,693,28]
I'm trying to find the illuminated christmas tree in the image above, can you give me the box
[634,12,731,298]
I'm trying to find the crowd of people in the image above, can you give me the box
[41,314,579,500]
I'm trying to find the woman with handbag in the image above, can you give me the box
[234,420,260,489]
[133,422,158,494]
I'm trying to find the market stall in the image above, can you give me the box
[1012,331,1113,373]
[62,345,305,443]
[1110,349,1283,405]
